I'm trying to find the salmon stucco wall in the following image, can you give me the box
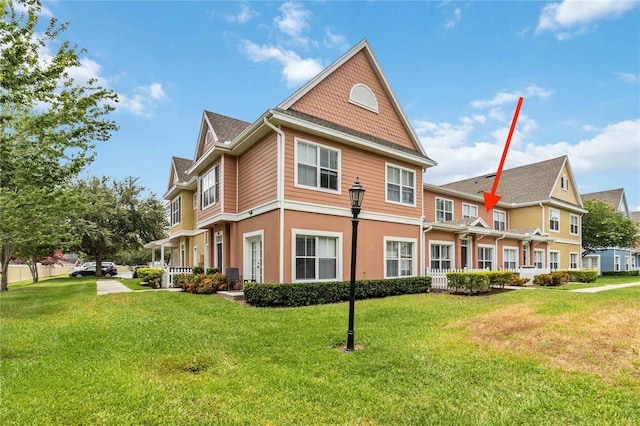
[289,50,418,152]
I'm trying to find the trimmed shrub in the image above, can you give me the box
[533,271,571,287]
[192,266,204,275]
[137,267,165,289]
[174,273,226,294]
[510,275,531,287]
[560,269,598,283]
[446,271,514,293]
[244,277,432,308]
[602,270,639,276]
[206,267,220,275]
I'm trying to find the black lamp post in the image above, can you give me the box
[346,178,365,352]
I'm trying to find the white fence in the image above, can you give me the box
[425,267,552,290]
[164,266,193,288]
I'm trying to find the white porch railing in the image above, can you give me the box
[424,267,552,290]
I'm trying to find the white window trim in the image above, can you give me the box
[291,229,343,283]
[428,240,455,271]
[614,255,621,271]
[200,165,219,210]
[502,246,519,269]
[215,231,224,270]
[384,236,418,278]
[478,244,494,270]
[294,138,341,195]
[385,163,417,207]
[493,209,507,231]
[462,203,478,219]
[569,214,579,236]
[171,196,181,226]
[549,250,560,270]
[549,208,560,233]
[570,252,579,269]
[243,230,264,283]
[561,174,568,191]
[434,197,454,222]
[193,192,198,210]
[534,249,545,268]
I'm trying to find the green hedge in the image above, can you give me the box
[244,277,432,307]
[602,270,639,276]
[136,267,165,288]
[559,269,598,283]
[446,271,514,293]
[173,273,227,294]
[533,271,571,287]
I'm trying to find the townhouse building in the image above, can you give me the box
[147,39,586,285]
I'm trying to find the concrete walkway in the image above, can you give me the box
[570,282,640,293]
[97,279,133,295]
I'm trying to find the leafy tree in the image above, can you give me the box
[582,200,639,257]
[72,177,168,276]
[0,0,118,290]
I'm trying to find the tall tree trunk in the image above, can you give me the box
[1,240,14,291]
[95,254,103,277]
[27,255,39,283]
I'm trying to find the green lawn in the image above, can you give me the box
[2,277,639,425]
[537,275,640,290]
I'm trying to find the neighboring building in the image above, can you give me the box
[147,39,587,286]
[426,155,585,273]
[631,211,640,271]
[581,188,638,273]
[147,39,436,283]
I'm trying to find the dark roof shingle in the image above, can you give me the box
[441,156,567,204]
[172,156,193,183]
[204,111,251,143]
[580,188,624,209]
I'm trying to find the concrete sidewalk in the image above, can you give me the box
[97,279,133,295]
[570,282,640,293]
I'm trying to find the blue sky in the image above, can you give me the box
[34,1,640,210]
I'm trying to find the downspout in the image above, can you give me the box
[263,117,285,283]
[423,224,432,275]
[495,233,506,270]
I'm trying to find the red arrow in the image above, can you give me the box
[483,96,524,211]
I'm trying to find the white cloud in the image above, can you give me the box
[470,85,551,109]
[273,2,312,44]
[445,8,462,30]
[241,40,323,87]
[324,28,348,50]
[13,1,53,17]
[116,83,167,116]
[148,83,166,100]
[615,72,639,83]
[420,118,640,185]
[225,2,259,24]
[581,124,597,131]
[536,0,638,39]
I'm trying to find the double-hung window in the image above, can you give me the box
[550,251,559,270]
[462,203,478,218]
[200,166,219,209]
[570,253,578,269]
[549,208,560,232]
[478,246,493,270]
[386,165,415,205]
[171,196,180,226]
[570,214,579,235]
[295,235,338,281]
[435,198,453,222]
[429,243,452,270]
[385,239,415,277]
[534,250,544,268]
[503,247,517,269]
[493,210,506,231]
[296,140,339,192]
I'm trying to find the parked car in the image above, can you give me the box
[69,263,118,277]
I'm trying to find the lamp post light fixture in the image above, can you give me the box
[346,178,365,352]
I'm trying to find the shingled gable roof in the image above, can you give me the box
[581,188,627,213]
[193,111,251,160]
[172,157,193,184]
[630,211,640,224]
[276,38,432,162]
[441,156,574,205]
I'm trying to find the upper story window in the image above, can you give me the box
[570,214,579,235]
[560,174,568,191]
[386,164,415,205]
[200,165,219,209]
[205,129,214,145]
[296,140,339,192]
[493,210,506,230]
[171,196,181,226]
[462,203,478,219]
[435,197,453,222]
[549,208,560,232]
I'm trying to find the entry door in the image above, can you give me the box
[460,239,469,269]
[247,236,263,282]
